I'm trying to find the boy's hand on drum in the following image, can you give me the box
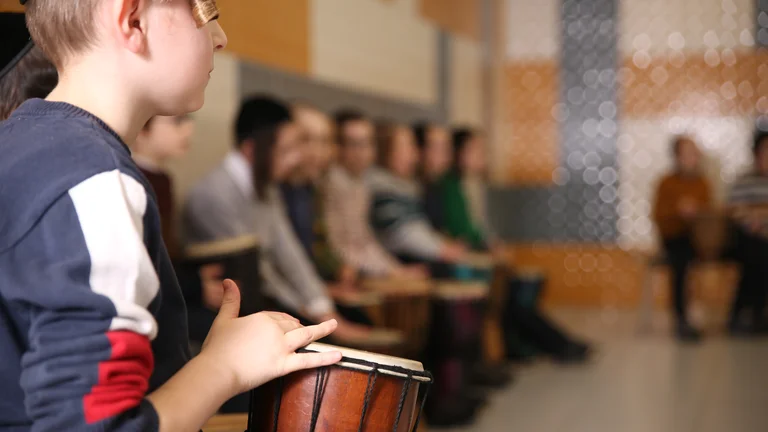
[318,312,372,342]
[200,279,342,394]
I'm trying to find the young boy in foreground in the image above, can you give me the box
[0,1,340,431]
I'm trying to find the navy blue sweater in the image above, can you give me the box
[0,100,190,431]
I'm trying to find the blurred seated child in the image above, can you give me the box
[726,130,768,335]
[281,104,352,284]
[280,103,370,323]
[425,126,591,363]
[368,122,467,275]
[133,116,224,344]
[185,96,370,341]
[325,110,426,279]
[652,136,712,341]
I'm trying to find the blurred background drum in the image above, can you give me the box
[184,235,264,317]
[362,278,433,360]
[424,282,488,420]
[248,343,433,432]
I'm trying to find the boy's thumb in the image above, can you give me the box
[216,279,241,320]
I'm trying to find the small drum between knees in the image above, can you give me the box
[184,235,264,316]
[432,281,489,300]
[248,343,434,432]
[461,252,495,270]
[428,281,489,356]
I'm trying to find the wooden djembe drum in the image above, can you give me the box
[248,343,433,432]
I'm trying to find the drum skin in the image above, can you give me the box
[248,363,421,432]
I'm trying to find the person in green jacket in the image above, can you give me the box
[437,127,594,364]
[439,128,494,252]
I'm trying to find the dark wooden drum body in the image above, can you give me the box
[363,279,432,360]
[184,235,264,316]
[428,282,488,356]
[248,343,433,432]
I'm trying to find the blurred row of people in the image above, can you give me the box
[653,131,768,341]
[135,94,591,424]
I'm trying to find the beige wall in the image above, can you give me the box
[166,52,240,206]
[450,35,484,126]
[619,0,756,56]
[311,0,439,105]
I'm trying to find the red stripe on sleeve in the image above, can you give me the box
[83,331,155,424]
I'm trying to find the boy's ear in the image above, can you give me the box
[114,0,149,54]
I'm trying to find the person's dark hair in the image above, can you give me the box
[753,130,768,157]
[334,109,367,146]
[412,122,430,151]
[0,46,58,121]
[235,95,292,200]
[452,127,475,176]
[670,135,690,158]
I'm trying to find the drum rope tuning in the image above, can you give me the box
[276,347,434,432]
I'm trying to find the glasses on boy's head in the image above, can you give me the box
[190,0,219,28]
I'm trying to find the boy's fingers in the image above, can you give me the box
[276,319,302,333]
[284,351,342,374]
[214,279,240,320]
[284,319,337,352]
[262,311,301,323]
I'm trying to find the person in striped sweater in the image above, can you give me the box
[727,130,768,335]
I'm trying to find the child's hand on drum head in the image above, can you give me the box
[199,279,342,394]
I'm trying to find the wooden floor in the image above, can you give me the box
[437,309,768,432]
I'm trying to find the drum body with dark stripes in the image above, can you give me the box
[247,343,433,432]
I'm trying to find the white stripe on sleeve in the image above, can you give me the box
[68,170,160,340]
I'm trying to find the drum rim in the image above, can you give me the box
[305,342,430,382]
[185,235,260,259]
[433,281,489,299]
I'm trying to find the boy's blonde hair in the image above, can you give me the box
[25,0,219,69]
[25,0,98,68]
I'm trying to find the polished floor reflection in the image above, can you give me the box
[438,309,768,432]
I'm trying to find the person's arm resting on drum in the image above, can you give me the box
[0,171,339,432]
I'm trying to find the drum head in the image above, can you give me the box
[185,235,259,261]
[434,281,489,299]
[305,342,429,381]
[363,278,432,296]
[463,252,494,269]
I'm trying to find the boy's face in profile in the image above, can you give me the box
[139,115,194,160]
[132,0,227,115]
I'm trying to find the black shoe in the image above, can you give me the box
[470,363,514,389]
[728,320,755,337]
[676,322,702,343]
[426,396,482,427]
[554,343,591,364]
